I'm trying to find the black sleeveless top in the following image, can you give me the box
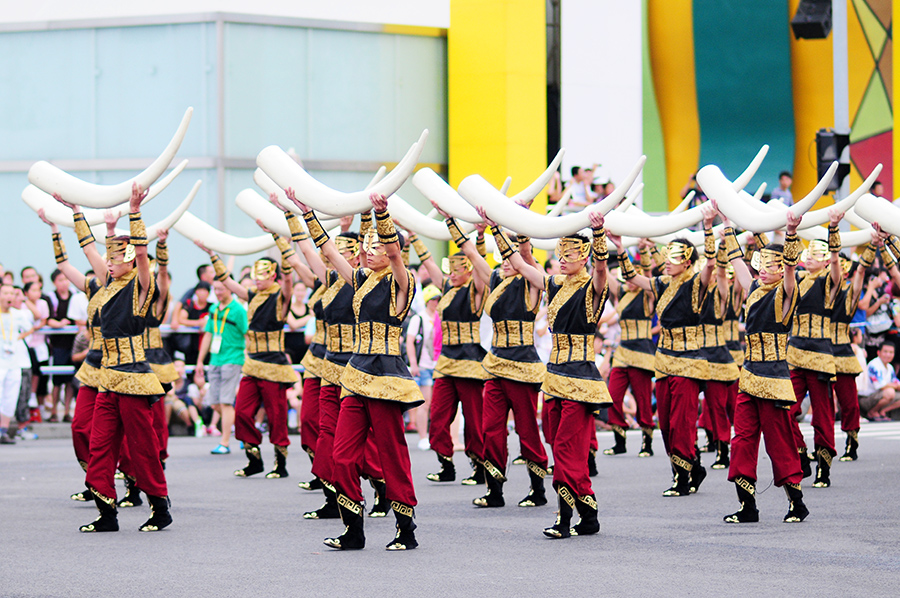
[434,277,487,380]
[482,270,544,384]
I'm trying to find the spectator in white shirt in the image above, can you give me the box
[0,284,33,444]
[859,342,900,421]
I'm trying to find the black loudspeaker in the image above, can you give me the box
[791,0,832,39]
[816,129,851,192]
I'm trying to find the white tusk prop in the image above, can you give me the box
[500,176,512,195]
[146,179,202,241]
[173,211,275,255]
[614,184,644,212]
[28,108,193,208]
[413,168,483,223]
[508,149,565,204]
[731,145,769,192]
[854,192,900,237]
[671,192,694,214]
[252,168,340,228]
[752,182,767,202]
[236,189,292,238]
[256,129,429,217]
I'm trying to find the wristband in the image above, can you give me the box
[303,211,329,248]
[73,212,95,248]
[129,212,148,246]
[52,232,67,264]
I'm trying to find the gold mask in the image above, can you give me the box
[840,255,853,274]
[556,238,590,264]
[362,232,386,256]
[665,241,694,265]
[335,235,360,257]
[106,239,136,264]
[441,254,472,275]
[752,248,784,275]
[802,239,829,263]
[251,259,277,281]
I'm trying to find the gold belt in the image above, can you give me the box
[312,319,325,345]
[326,324,355,353]
[723,320,741,342]
[354,321,402,356]
[492,321,534,348]
[89,326,104,352]
[701,323,725,348]
[620,319,652,341]
[792,313,833,340]
[745,332,789,362]
[659,326,700,352]
[101,335,146,367]
[441,320,480,345]
[142,327,164,350]
[549,333,594,364]
[246,329,285,354]
[833,322,851,345]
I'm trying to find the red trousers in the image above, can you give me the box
[429,376,484,459]
[235,376,290,448]
[311,383,383,484]
[607,366,654,430]
[655,376,700,461]
[482,378,548,474]
[332,395,416,505]
[834,374,861,432]
[542,396,555,447]
[86,392,167,501]
[152,398,168,463]
[726,380,737,422]
[300,377,321,456]
[789,368,835,454]
[71,385,98,469]
[704,381,734,443]
[728,392,802,487]
[544,398,594,496]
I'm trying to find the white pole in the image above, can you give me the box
[833,0,850,202]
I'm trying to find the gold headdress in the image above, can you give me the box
[251,258,278,281]
[665,240,694,265]
[556,237,590,264]
[751,247,784,276]
[106,238,136,264]
[335,234,360,257]
[362,231,386,256]
[441,254,473,275]
[801,239,829,263]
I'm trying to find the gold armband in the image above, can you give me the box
[375,209,399,245]
[303,211,329,248]
[73,212,95,248]
[639,245,652,273]
[723,228,743,261]
[716,242,728,269]
[617,252,637,280]
[211,254,229,282]
[285,212,308,243]
[592,227,609,262]
[491,226,515,260]
[155,241,169,267]
[886,236,900,262]
[517,234,531,246]
[704,227,716,260]
[273,234,296,260]
[401,241,411,267]
[52,232,67,264]
[783,233,801,267]
[409,232,431,263]
[753,232,770,248]
[282,257,292,274]
[129,212,148,246]
[476,232,487,257]
[446,218,468,247]
[880,244,897,270]
[828,224,842,254]
[859,242,877,269]
[360,211,373,237]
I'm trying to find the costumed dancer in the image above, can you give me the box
[608,205,718,496]
[604,239,658,457]
[718,208,808,523]
[80,183,171,533]
[786,211,844,487]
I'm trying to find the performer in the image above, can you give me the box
[787,212,844,487]
[718,209,808,523]
[608,205,718,496]
[416,215,488,485]
[81,183,171,533]
[196,234,298,480]
[604,240,657,457]
[482,206,609,538]
[297,279,327,489]
[36,201,108,502]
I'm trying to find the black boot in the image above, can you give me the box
[839,429,859,462]
[324,494,366,550]
[812,446,832,488]
[461,458,486,486]
[703,428,716,452]
[662,455,692,497]
[266,445,289,479]
[79,492,119,533]
[689,453,707,493]
[602,426,627,455]
[304,483,341,519]
[587,449,598,477]
[799,448,813,479]
[139,495,173,532]
[723,477,759,523]
[638,429,654,458]
[543,484,575,539]
[473,461,505,508]
[70,488,91,502]
[385,501,417,550]
[234,444,264,477]
[571,494,600,536]
[298,477,324,491]
[117,476,143,508]
[711,441,730,470]
[368,478,389,518]
[426,453,455,482]
[518,462,548,507]
[783,483,809,522]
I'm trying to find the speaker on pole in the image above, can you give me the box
[791,0,832,39]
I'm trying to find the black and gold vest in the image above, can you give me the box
[320,269,356,385]
[299,280,327,379]
[540,270,611,406]
[434,277,487,380]
[142,289,178,384]
[75,276,104,389]
[723,285,744,366]
[243,283,298,384]
[611,286,655,372]
[482,270,544,384]
[739,279,799,402]
[339,267,423,408]
[652,271,709,379]
[831,279,863,375]
[699,287,739,382]
[787,269,835,375]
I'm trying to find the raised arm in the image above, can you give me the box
[37,209,87,292]
[154,230,171,317]
[284,188,355,285]
[126,183,153,308]
[475,206,546,291]
[587,211,609,308]
[194,241,249,302]
[430,202,491,287]
[370,193,409,307]
[52,193,108,281]
[608,233,653,293]
[827,209,845,303]
[275,192,328,283]
[716,206,754,292]
[698,203,718,291]
[782,211,802,313]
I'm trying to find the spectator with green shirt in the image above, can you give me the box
[195,280,248,454]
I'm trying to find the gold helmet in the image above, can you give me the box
[665,240,694,265]
[751,247,784,276]
[441,253,473,275]
[800,239,829,264]
[555,237,590,264]
[251,258,278,281]
[335,234,361,257]
[106,237,136,264]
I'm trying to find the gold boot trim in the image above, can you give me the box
[558,485,576,509]
[390,501,414,518]
[526,461,548,479]
[337,494,363,515]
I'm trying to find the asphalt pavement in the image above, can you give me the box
[1,422,899,598]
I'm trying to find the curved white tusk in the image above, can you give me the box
[390,194,454,241]
[731,145,769,192]
[236,189,292,237]
[614,184,644,212]
[844,206,871,230]
[256,130,429,217]
[252,168,340,228]
[798,224,875,247]
[546,184,574,217]
[27,108,193,208]
[457,156,646,238]
[173,212,275,255]
[412,167,483,223]
[795,164,881,229]
[853,192,900,237]
[500,176,512,195]
[670,192,694,215]
[508,148,565,204]
[752,182,767,202]
[146,179,202,241]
